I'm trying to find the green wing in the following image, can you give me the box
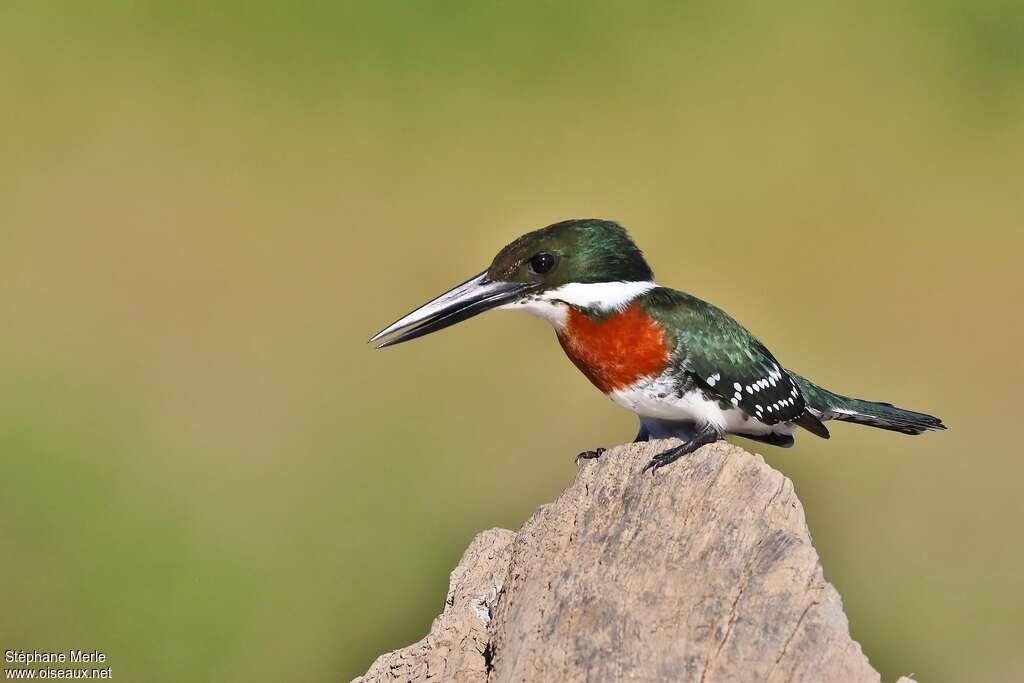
[641,288,806,425]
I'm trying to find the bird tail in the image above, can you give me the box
[789,372,946,436]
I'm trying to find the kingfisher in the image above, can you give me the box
[370,219,945,473]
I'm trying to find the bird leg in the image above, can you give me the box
[641,424,721,475]
[634,422,650,443]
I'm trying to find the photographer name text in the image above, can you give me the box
[5,652,105,666]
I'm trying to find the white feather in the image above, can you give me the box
[543,281,658,310]
[498,280,657,331]
[610,374,795,438]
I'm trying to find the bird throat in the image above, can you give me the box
[557,304,669,393]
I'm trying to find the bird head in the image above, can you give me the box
[369,219,654,348]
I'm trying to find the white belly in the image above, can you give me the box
[609,376,793,438]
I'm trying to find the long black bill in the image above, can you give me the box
[369,271,537,349]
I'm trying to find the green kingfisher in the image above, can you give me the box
[370,219,945,473]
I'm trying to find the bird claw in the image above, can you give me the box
[574,447,606,465]
[641,451,679,475]
[641,429,720,475]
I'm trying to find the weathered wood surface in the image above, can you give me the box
[355,440,899,683]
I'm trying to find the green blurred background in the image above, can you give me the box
[1,2,1021,681]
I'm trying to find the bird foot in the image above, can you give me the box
[641,444,691,475]
[641,428,720,475]
[574,447,606,465]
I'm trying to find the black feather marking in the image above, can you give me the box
[740,432,796,448]
[693,352,806,425]
[794,411,830,439]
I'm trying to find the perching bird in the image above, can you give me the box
[370,219,945,473]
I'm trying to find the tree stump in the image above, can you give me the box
[355,440,905,682]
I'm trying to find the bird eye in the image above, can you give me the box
[529,252,556,274]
